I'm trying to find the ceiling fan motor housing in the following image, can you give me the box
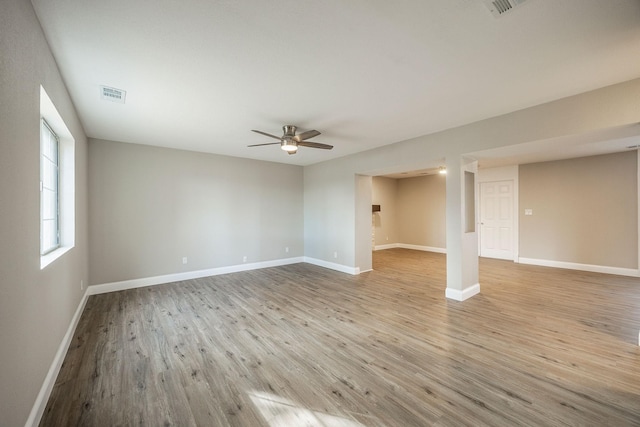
[283,125,297,137]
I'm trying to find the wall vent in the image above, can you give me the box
[482,0,529,18]
[100,86,126,104]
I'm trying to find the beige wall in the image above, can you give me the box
[89,139,303,285]
[519,151,637,268]
[372,177,398,246]
[371,175,446,250]
[0,0,89,425]
[397,175,446,249]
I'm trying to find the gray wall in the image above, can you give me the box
[397,175,446,249]
[304,79,640,277]
[89,139,303,285]
[2,1,640,422]
[304,158,356,266]
[519,151,638,268]
[0,0,89,425]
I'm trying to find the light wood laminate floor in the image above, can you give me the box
[41,249,640,426]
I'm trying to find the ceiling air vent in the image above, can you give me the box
[100,86,126,104]
[482,0,529,18]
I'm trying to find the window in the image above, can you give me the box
[464,170,476,233]
[40,119,60,255]
[40,85,75,269]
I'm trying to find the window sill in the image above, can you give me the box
[40,246,73,270]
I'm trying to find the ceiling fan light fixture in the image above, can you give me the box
[249,125,331,154]
[281,138,298,152]
[281,145,297,152]
[439,166,447,174]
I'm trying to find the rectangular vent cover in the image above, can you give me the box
[100,86,126,103]
[483,0,529,17]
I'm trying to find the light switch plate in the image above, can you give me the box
[524,209,533,216]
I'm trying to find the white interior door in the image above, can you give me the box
[480,180,514,260]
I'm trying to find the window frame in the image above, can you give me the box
[40,85,75,270]
[40,118,61,256]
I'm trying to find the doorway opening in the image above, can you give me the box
[370,169,447,271]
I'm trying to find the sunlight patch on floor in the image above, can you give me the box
[248,391,365,427]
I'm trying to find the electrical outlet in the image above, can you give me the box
[333,251,338,259]
[80,280,84,290]
[285,246,289,253]
[182,257,188,264]
[243,256,247,263]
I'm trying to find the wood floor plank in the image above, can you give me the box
[40,249,640,426]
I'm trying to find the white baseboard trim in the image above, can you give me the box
[26,288,90,427]
[373,243,397,251]
[446,283,481,301]
[518,257,639,277]
[88,257,305,295]
[397,243,446,254]
[373,243,446,254]
[303,257,360,275]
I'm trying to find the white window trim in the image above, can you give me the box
[40,119,60,255]
[40,86,75,269]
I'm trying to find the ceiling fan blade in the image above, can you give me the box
[297,141,333,150]
[251,129,282,140]
[247,142,281,147]
[294,129,320,142]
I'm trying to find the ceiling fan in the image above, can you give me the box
[248,125,333,155]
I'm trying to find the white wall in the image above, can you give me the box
[0,0,89,425]
[89,139,304,285]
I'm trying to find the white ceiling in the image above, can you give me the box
[31,0,640,166]
[470,124,640,169]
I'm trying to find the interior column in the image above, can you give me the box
[445,155,480,301]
